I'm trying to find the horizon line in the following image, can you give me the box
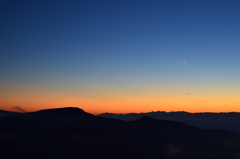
[1,106,240,116]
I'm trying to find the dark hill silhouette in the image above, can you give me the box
[0,110,18,116]
[134,115,199,130]
[34,107,92,116]
[134,115,155,122]
[1,107,240,159]
[99,111,240,133]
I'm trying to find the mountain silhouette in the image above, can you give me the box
[0,110,17,116]
[99,111,240,133]
[35,107,91,115]
[1,107,240,159]
[134,115,155,122]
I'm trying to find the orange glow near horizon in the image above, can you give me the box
[1,89,240,115]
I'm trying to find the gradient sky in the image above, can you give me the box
[1,0,240,115]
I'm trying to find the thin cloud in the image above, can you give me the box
[189,99,223,104]
[12,106,25,113]
[189,99,212,104]
[183,60,186,64]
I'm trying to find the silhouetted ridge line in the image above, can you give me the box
[135,115,155,122]
[0,110,16,114]
[0,110,18,116]
[133,115,193,128]
[34,107,93,116]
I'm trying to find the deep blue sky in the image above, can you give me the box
[1,0,240,113]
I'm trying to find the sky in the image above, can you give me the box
[1,0,240,115]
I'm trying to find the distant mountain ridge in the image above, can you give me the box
[98,111,240,133]
[99,111,240,120]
